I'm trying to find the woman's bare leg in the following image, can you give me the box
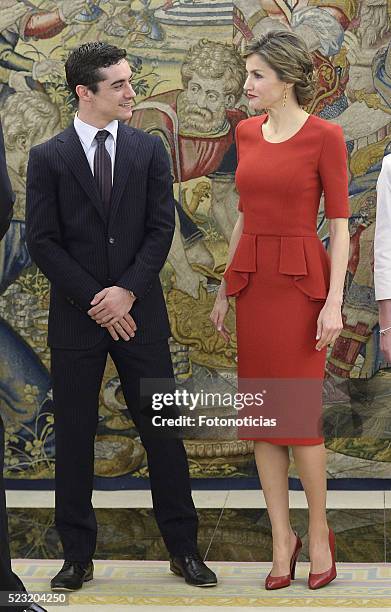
[254,441,297,576]
[292,443,331,574]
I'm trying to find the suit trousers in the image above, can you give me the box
[51,337,198,563]
[0,415,26,612]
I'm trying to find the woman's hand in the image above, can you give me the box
[210,290,230,343]
[315,300,343,351]
[378,300,391,363]
[380,331,391,362]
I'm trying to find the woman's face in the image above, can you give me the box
[243,54,286,111]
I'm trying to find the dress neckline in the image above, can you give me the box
[260,114,312,144]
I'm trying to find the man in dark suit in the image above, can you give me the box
[0,121,46,612]
[26,42,217,591]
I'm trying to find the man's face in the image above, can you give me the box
[177,73,233,135]
[186,75,228,114]
[81,59,136,124]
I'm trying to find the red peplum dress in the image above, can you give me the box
[224,114,350,446]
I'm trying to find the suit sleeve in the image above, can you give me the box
[375,156,391,301]
[26,145,103,311]
[319,123,350,219]
[115,136,175,298]
[0,120,14,241]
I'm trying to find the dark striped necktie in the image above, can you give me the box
[94,130,112,217]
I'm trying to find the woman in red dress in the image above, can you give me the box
[211,31,349,590]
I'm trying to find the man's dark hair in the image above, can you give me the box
[65,42,127,100]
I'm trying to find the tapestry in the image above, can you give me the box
[0,0,390,484]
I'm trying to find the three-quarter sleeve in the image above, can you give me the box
[318,123,350,219]
[374,155,391,301]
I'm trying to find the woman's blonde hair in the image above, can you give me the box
[243,30,316,106]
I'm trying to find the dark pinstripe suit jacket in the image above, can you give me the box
[26,122,174,349]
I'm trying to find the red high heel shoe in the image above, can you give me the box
[265,532,302,590]
[308,528,336,590]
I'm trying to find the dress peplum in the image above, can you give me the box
[224,114,350,445]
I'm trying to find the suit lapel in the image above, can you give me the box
[56,126,106,224]
[109,123,138,226]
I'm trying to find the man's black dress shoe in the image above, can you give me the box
[50,560,93,591]
[170,553,217,586]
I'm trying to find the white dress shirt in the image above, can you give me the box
[374,154,391,300]
[73,114,118,183]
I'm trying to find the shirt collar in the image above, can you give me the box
[74,113,118,150]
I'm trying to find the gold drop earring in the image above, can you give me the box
[282,84,288,108]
